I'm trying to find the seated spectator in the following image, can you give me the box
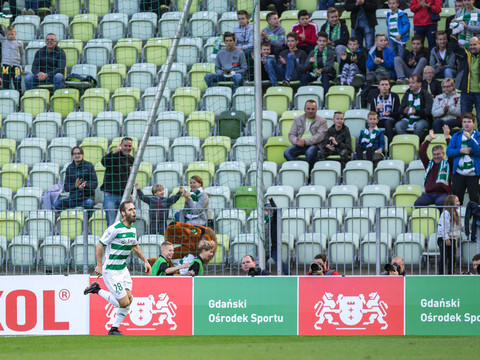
[395,74,433,138]
[135,183,184,235]
[431,78,462,133]
[261,11,286,56]
[414,127,452,207]
[422,65,442,97]
[344,0,380,50]
[339,37,366,87]
[150,241,190,276]
[306,253,339,275]
[187,239,216,276]
[430,31,457,80]
[410,0,441,51]
[25,33,66,91]
[316,111,352,167]
[241,255,270,276]
[446,112,480,204]
[452,0,480,50]
[383,255,406,275]
[177,176,209,226]
[301,31,336,90]
[54,146,97,211]
[284,100,328,172]
[139,0,167,17]
[366,33,396,85]
[437,194,462,275]
[265,32,307,86]
[320,0,335,10]
[260,0,287,17]
[265,197,289,275]
[368,76,400,144]
[354,111,385,162]
[204,32,247,93]
[394,35,429,85]
[320,7,349,62]
[387,0,410,59]
[290,9,319,54]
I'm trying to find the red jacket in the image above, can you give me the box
[410,0,442,27]
[419,138,452,194]
[291,22,318,47]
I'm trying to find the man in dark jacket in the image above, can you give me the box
[301,31,336,89]
[344,0,381,50]
[320,7,350,62]
[54,146,97,211]
[369,76,400,144]
[101,137,135,226]
[25,33,66,91]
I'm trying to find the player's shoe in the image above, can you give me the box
[108,327,124,335]
[83,282,100,295]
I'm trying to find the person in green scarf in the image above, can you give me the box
[354,111,385,162]
[150,241,191,276]
[301,31,336,90]
[188,239,216,276]
[176,176,210,226]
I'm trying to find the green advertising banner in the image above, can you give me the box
[406,276,480,335]
[194,277,297,335]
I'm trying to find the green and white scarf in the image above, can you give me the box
[186,187,203,218]
[360,126,380,148]
[326,21,341,43]
[388,12,402,44]
[454,9,480,47]
[424,159,450,186]
[210,36,222,59]
[407,91,421,127]
[457,133,476,175]
[312,46,328,77]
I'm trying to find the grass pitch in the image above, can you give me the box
[1,335,479,360]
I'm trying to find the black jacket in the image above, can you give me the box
[320,124,352,152]
[320,19,350,47]
[400,88,433,122]
[422,79,442,97]
[344,0,381,28]
[465,201,480,242]
[64,160,97,201]
[32,45,66,77]
[368,89,401,121]
[100,151,135,196]
[339,48,367,75]
[402,48,429,67]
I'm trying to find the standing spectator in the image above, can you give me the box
[150,241,190,276]
[290,9,319,54]
[179,176,209,226]
[339,37,367,87]
[265,32,307,86]
[451,0,480,50]
[394,35,429,84]
[204,32,247,93]
[1,25,25,92]
[355,111,385,162]
[316,111,352,167]
[446,0,464,37]
[430,30,457,79]
[261,11,286,56]
[187,239,216,276]
[395,74,433,138]
[265,197,289,275]
[387,0,411,59]
[301,31,336,90]
[234,10,254,57]
[260,42,274,80]
[25,33,66,91]
[437,194,462,274]
[366,33,396,84]
[410,0,442,51]
[101,137,134,227]
[368,76,400,144]
[284,100,328,172]
[422,65,442,97]
[344,0,381,50]
[431,78,462,133]
[446,112,480,204]
[321,0,335,10]
[54,146,97,211]
[414,128,452,207]
[139,0,166,17]
[320,7,349,62]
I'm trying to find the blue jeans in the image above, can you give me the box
[104,192,122,227]
[284,144,318,171]
[389,41,406,59]
[25,0,39,11]
[435,68,457,80]
[432,118,462,133]
[414,192,448,207]
[204,73,243,93]
[414,24,437,52]
[320,0,335,10]
[25,73,64,91]
[395,118,429,138]
[265,54,301,85]
[352,18,375,50]
[461,92,480,124]
[54,197,95,210]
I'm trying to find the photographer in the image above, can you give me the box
[241,255,270,276]
[306,254,339,275]
[464,253,480,275]
[382,256,406,275]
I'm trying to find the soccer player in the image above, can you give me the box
[83,201,152,335]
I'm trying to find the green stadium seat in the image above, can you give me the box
[185,110,214,139]
[233,186,257,215]
[264,136,289,165]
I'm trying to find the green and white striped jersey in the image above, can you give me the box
[99,220,137,271]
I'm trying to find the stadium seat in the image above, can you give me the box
[127,63,156,91]
[94,111,123,140]
[203,86,232,116]
[24,211,55,242]
[30,162,59,191]
[12,15,38,43]
[48,137,76,167]
[185,161,215,188]
[374,159,405,190]
[9,235,37,267]
[328,185,358,208]
[264,136,289,165]
[63,111,93,141]
[0,187,12,211]
[202,136,231,166]
[281,208,311,241]
[360,184,391,207]
[405,160,426,187]
[98,64,127,93]
[361,232,392,266]
[89,210,108,238]
[25,40,46,66]
[296,233,327,265]
[0,90,20,119]
[246,161,277,188]
[173,87,201,116]
[21,89,50,118]
[83,39,112,68]
[410,207,439,240]
[41,14,69,41]
[279,10,300,31]
[205,0,228,15]
[329,232,359,266]
[210,233,229,265]
[114,38,142,67]
[344,109,370,139]
[216,209,247,243]
[0,163,29,192]
[215,161,246,192]
[142,86,170,111]
[342,160,373,191]
[32,112,61,142]
[311,160,341,191]
[39,235,70,267]
[155,111,184,140]
[294,85,324,110]
[325,85,356,114]
[58,39,83,68]
[50,88,80,118]
[246,110,277,141]
[86,0,110,17]
[57,0,81,18]
[117,0,138,16]
[0,211,25,241]
[218,12,238,34]
[143,37,171,66]
[129,12,158,40]
[190,11,217,39]
[80,137,109,165]
[158,12,182,38]
[189,63,215,92]
[233,186,257,215]
[185,110,214,139]
[81,88,110,117]
[66,64,98,90]
[71,235,99,267]
[278,110,305,136]
[230,233,258,264]
[176,37,203,67]
[390,134,420,164]
[17,137,47,167]
[143,136,169,165]
[0,139,15,168]
[70,14,98,42]
[205,186,231,216]
[111,87,141,116]
[233,85,255,117]
[231,136,256,167]
[395,232,425,266]
[136,234,165,264]
[158,62,187,90]
[392,184,422,215]
[153,162,183,191]
[58,210,84,240]
[170,136,200,164]
[263,86,293,116]
[217,110,246,140]
[13,187,43,211]
[278,160,309,191]
[379,207,408,240]
[391,84,409,97]
[204,36,224,63]
[99,13,128,41]
[264,185,294,208]
[295,185,327,208]
[344,208,375,240]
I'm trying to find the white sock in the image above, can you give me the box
[98,289,119,307]
[112,305,130,328]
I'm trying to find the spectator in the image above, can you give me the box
[150,241,190,276]
[139,0,167,17]
[431,78,462,133]
[320,7,349,62]
[260,42,274,80]
[135,183,184,235]
[422,65,442,97]
[395,74,433,138]
[394,35,429,84]
[301,31,336,90]
[260,0,287,17]
[437,194,461,274]
[178,176,209,226]
[54,146,97,211]
[101,137,134,227]
[241,255,270,276]
[290,9,319,54]
[446,0,464,37]
[320,0,335,10]
[354,111,385,162]
[369,76,400,144]
[316,111,352,167]
[366,33,396,84]
[306,254,339,275]
[344,0,381,50]
[451,0,480,50]
[261,11,286,56]
[387,0,411,59]
[410,0,442,51]
[473,253,480,273]
[414,128,452,207]
[383,255,406,275]
[1,25,25,92]
[234,10,254,57]
[430,31,457,80]
[446,112,480,204]
[339,37,367,87]
[25,33,66,91]
[265,197,289,275]
[204,32,247,93]
[265,32,307,86]
[284,100,328,172]
[187,239,216,276]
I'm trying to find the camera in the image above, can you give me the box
[310,262,324,274]
[248,266,262,276]
[384,262,400,274]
